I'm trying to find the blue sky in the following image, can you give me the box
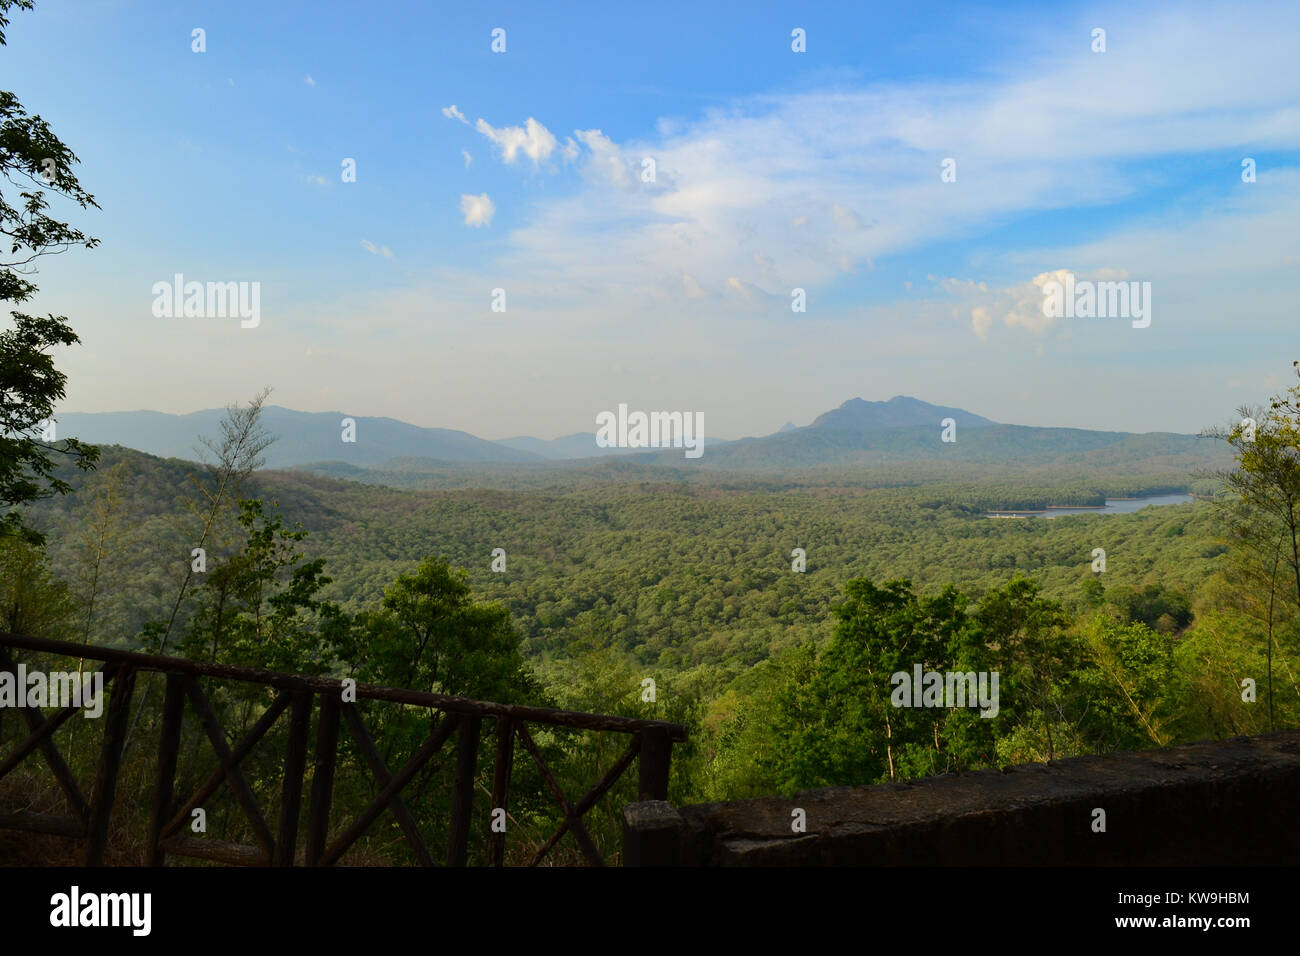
[6,0,1300,439]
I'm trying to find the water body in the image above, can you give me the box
[986,493,1194,519]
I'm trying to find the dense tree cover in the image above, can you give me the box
[697,575,1234,799]
[22,447,1221,684]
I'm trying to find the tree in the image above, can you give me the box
[149,388,275,656]
[0,0,100,542]
[973,576,1079,763]
[0,530,74,637]
[74,460,128,645]
[1208,364,1300,729]
[1077,616,1178,749]
[772,578,981,791]
[1212,373,1300,618]
[179,498,340,676]
[321,557,544,863]
[702,642,817,799]
[338,556,538,703]
[126,391,274,751]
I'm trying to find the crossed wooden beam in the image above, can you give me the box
[0,640,679,866]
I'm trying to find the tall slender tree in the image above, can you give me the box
[1213,377,1300,619]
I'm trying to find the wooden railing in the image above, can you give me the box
[0,632,687,866]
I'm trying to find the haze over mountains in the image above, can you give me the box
[54,396,1220,474]
[811,396,996,430]
[53,407,539,469]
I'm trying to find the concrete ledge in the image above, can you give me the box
[633,732,1300,866]
[622,800,683,867]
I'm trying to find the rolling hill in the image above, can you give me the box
[52,407,543,468]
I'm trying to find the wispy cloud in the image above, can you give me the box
[460,193,495,227]
[441,104,468,124]
[475,116,557,165]
[445,3,1300,312]
[360,239,393,258]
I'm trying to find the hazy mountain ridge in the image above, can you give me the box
[811,395,998,430]
[53,397,1220,476]
[54,406,543,468]
[495,433,646,460]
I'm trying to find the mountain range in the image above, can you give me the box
[54,396,1221,474]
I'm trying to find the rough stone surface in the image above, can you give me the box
[666,733,1300,866]
[622,800,684,867]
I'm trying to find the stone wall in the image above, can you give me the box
[623,732,1300,865]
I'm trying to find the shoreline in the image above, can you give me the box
[984,493,1193,519]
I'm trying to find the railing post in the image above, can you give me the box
[447,714,482,867]
[488,716,514,867]
[305,694,339,866]
[638,727,672,801]
[148,673,185,866]
[85,664,136,866]
[275,690,313,866]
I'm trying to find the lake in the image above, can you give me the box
[986,493,1194,519]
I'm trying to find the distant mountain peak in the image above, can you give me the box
[812,396,996,431]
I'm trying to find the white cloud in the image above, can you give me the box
[450,3,1300,314]
[939,272,1067,337]
[304,74,316,86]
[462,150,473,168]
[574,129,632,186]
[441,104,468,124]
[475,116,557,165]
[360,239,394,258]
[943,253,1230,339]
[460,193,495,227]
